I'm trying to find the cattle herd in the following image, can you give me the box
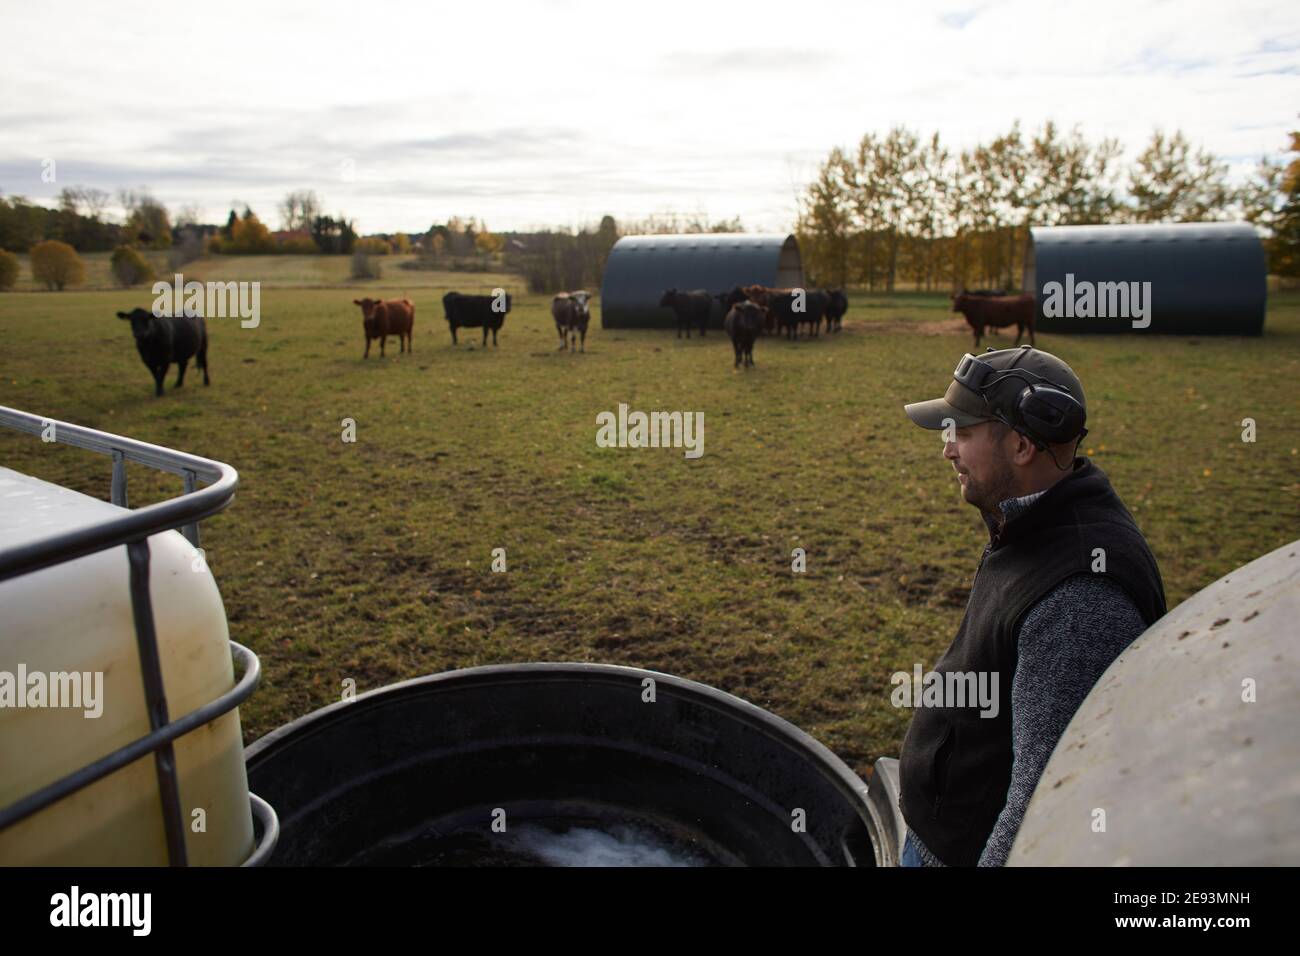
[659,285,852,370]
[113,281,1039,395]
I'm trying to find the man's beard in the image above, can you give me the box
[959,451,1017,517]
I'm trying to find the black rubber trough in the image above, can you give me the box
[245,663,886,866]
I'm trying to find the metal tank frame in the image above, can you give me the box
[0,405,278,866]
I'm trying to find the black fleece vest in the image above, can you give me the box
[897,458,1166,866]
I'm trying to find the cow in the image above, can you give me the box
[116,307,209,397]
[716,286,749,313]
[951,290,1036,347]
[353,297,415,358]
[740,284,778,334]
[799,289,830,338]
[753,287,828,341]
[961,288,1008,336]
[725,301,764,369]
[443,291,512,346]
[659,288,712,338]
[552,290,592,352]
[823,289,849,333]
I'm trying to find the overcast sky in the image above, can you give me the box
[2,0,1297,234]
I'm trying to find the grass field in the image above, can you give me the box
[1,285,1297,779]
[6,251,524,293]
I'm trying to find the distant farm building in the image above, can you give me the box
[1026,222,1267,335]
[600,234,804,330]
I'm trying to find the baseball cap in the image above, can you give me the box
[904,345,1087,433]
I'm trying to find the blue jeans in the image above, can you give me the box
[901,831,924,867]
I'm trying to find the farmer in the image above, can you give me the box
[896,345,1166,866]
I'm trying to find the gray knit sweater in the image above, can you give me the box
[904,490,1149,867]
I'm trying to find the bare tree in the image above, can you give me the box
[279,190,322,232]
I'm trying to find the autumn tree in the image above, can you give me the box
[0,249,18,290]
[1128,130,1233,223]
[30,239,85,290]
[120,189,172,248]
[1245,129,1300,277]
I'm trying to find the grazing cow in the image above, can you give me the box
[353,297,415,358]
[117,307,209,397]
[725,301,764,369]
[659,288,712,338]
[823,288,849,332]
[443,291,512,346]
[552,290,592,352]
[952,290,1036,347]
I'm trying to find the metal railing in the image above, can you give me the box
[0,405,278,866]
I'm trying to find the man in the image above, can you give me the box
[897,345,1166,867]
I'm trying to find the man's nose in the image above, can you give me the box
[942,440,958,460]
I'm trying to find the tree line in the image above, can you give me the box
[501,212,745,293]
[795,121,1299,291]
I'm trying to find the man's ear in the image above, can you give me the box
[1009,428,1040,465]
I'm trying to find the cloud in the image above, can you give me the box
[1,0,1297,233]
[939,6,986,29]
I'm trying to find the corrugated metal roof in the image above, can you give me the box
[1031,221,1260,246]
[600,233,803,329]
[1028,222,1266,335]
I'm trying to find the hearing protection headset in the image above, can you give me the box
[953,345,1088,467]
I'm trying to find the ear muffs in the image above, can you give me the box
[1012,384,1087,448]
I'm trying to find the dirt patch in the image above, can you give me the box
[854,316,1010,339]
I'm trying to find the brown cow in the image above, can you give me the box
[353,297,415,358]
[552,291,592,352]
[951,291,1035,348]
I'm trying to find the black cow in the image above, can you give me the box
[117,308,209,397]
[716,286,748,312]
[765,289,829,341]
[823,288,849,333]
[725,301,763,369]
[659,288,711,338]
[760,290,796,340]
[443,291,512,346]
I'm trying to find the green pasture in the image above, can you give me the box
[0,283,1296,777]
[5,251,523,293]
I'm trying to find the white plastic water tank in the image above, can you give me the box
[0,465,254,865]
[1008,537,1300,865]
